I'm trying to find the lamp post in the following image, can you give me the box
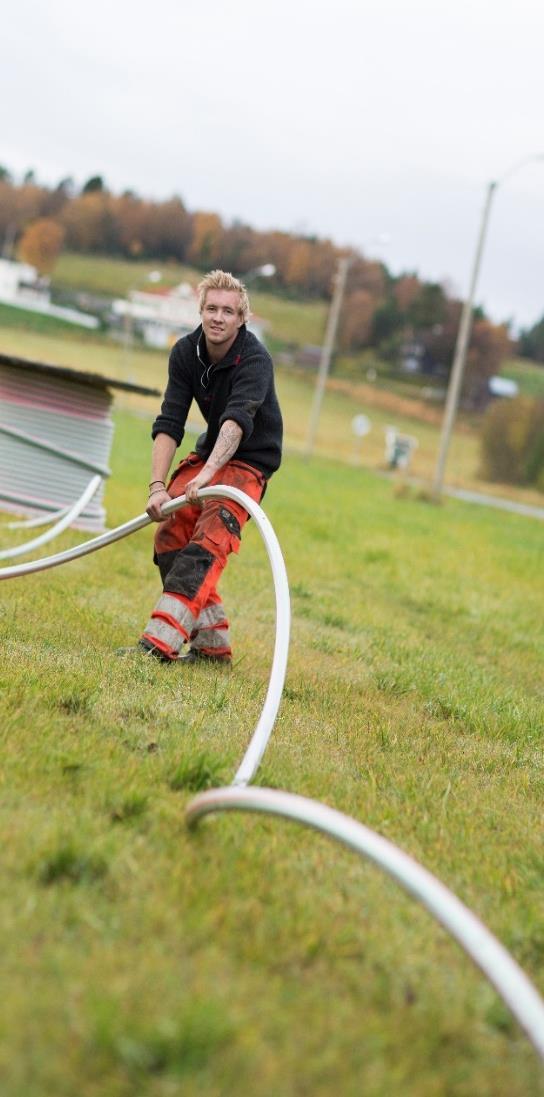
[432,154,544,500]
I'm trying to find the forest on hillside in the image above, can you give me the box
[2,166,542,407]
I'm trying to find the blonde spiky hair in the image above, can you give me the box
[197,269,251,324]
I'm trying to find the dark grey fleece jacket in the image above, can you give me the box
[151,324,283,478]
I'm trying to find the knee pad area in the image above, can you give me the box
[157,543,215,599]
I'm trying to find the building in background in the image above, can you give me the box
[111,282,268,349]
[0,259,99,330]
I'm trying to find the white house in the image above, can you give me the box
[112,282,268,348]
[0,258,48,306]
[112,282,201,348]
[0,258,99,330]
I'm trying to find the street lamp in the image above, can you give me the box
[432,154,544,500]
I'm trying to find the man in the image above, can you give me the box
[135,269,283,664]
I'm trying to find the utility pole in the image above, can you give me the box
[305,255,351,457]
[432,182,496,500]
[432,153,544,501]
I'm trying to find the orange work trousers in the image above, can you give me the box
[141,453,266,660]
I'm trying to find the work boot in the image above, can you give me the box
[179,649,232,667]
[115,640,172,663]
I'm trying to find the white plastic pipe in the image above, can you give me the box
[0,487,291,787]
[0,475,103,560]
[186,785,544,1061]
[8,506,73,530]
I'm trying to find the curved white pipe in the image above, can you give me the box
[8,506,73,530]
[186,785,544,1061]
[0,476,103,560]
[0,487,291,788]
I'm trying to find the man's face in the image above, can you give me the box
[201,289,243,350]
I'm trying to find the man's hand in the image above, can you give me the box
[184,420,243,505]
[146,487,171,522]
[184,467,214,505]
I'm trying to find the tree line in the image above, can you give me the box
[0,167,528,408]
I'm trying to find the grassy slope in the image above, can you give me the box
[54,253,201,298]
[504,357,544,399]
[1,408,543,1096]
[53,253,329,347]
[0,301,109,342]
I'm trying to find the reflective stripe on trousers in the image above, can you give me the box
[190,598,230,655]
[141,592,197,658]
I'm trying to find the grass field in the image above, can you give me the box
[1,405,543,1096]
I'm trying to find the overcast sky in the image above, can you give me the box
[2,0,544,329]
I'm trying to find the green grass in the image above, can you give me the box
[504,357,544,399]
[0,301,109,342]
[54,252,200,298]
[1,408,543,1095]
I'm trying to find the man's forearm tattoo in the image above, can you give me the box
[207,420,243,471]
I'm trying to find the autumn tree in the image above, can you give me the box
[463,319,512,410]
[393,274,421,312]
[14,182,51,228]
[18,218,65,274]
[349,257,387,301]
[219,220,259,275]
[60,192,114,252]
[187,211,224,268]
[339,289,378,350]
[304,239,339,297]
[144,197,191,260]
[109,193,148,256]
[255,231,296,290]
[285,240,314,292]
